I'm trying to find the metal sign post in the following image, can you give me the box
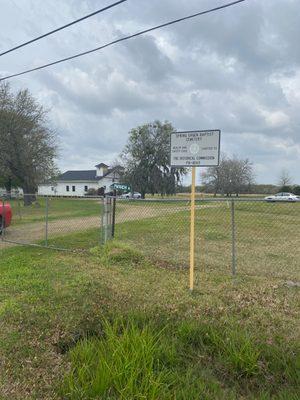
[170,130,221,291]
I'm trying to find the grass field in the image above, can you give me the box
[0,200,299,399]
[115,200,300,280]
[5,197,102,226]
[40,199,300,280]
[4,195,264,228]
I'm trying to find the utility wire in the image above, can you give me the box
[0,0,246,81]
[0,0,128,57]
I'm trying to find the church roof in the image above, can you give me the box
[57,165,124,182]
[95,163,109,168]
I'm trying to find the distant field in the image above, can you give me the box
[146,192,267,199]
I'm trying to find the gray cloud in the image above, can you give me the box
[0,0,299,183]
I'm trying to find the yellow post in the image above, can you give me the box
[190,167,196,291]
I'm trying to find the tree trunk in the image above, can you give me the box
[22,182,37,206]
[4,178,12,198]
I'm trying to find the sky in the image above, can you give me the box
[0,0,299,185]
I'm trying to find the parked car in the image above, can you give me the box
[0,202,12,233]
[264,192,300,202]
[120,192,142,199]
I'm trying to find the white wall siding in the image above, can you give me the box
[38,181,115,196]
[38,182,99,196]
[38,185,54,196]
[38,170,122,197]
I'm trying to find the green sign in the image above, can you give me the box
[110,183,131,192]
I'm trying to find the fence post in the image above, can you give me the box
[102,196,112,244]
[104,197,108,244]
[231,199,236,277]
[111,190,116,238]
[45,196,49,247]
[17,194,22,220]
[1,198,5,240]
[101,196,104,245]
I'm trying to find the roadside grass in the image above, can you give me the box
[0,236,299,399]
[62,319,171,400]
[1,201,299,398]
[62,314,299,400]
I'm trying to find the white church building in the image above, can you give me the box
[38,163,124,196]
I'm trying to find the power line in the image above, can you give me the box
[0,0,246,81]
[0,0,128,57]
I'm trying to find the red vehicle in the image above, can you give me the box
[0,202,12,233]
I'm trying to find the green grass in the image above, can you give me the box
[36,200,300,281]
[8,197,102,226]
[1,201,300,398]
[8,197,190,227]
[62,319,170,400]
[62,315,300,400]
[114,201,300,280]
[0,237,299,399]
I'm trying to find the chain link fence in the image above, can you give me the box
[1,194,299,280]
[113,197,300,281]
[0,194,103,250]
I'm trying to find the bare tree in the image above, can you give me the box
[278,168,292,187]
[203,154,254,196]
[0,82,58,205]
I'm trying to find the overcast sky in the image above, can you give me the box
[0,0,299,184]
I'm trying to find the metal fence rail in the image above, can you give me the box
[1,194,299,281]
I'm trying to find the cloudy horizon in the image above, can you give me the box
[0,0,299,185]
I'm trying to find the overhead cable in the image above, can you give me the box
[0,0,128,57]
[0,0,246,81]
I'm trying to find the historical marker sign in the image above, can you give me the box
[169,129,221,291]
[170,130,221,167]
